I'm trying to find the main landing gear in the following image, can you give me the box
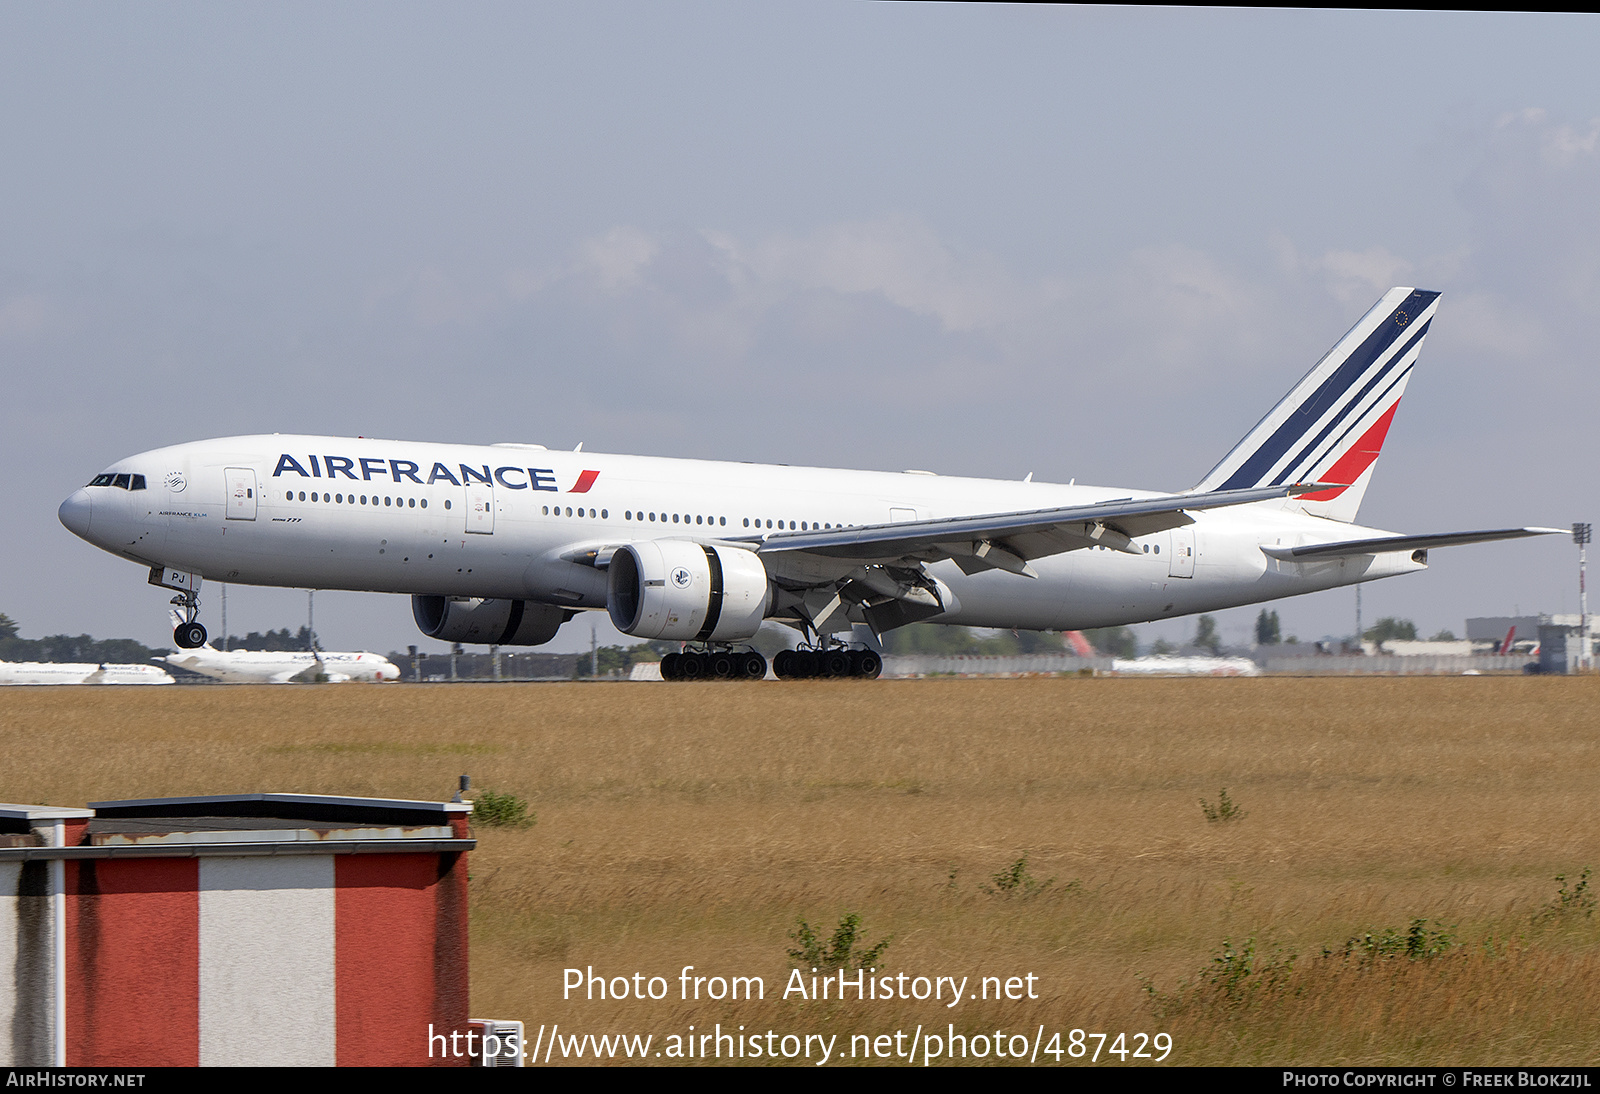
[660,648,767,681]
[772,645,882,680]
[171,588,208,649]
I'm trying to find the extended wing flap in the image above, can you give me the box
[1260,527,1563,561]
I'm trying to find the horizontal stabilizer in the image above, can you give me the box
[1260,527,1563,561]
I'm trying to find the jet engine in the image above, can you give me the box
[411,596,570,646]
[607,541,770,642]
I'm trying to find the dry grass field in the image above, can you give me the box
[4,676,1598,1066]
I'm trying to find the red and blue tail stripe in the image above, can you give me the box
[1193,288,1440,522]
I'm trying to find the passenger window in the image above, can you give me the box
[336,494,343,503]
[421,499,427,508]
[445,500,452,509]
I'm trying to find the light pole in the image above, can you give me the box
[1575,523,1592,671]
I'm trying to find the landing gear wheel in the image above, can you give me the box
[710,651,737,679]
[660,653,682,680]
[821,649,852,678]
[678,653,706,679]
[740,652,767,679]
[852,650,883,679]
[175,622,208,649]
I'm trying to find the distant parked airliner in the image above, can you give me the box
[160,647,400,684]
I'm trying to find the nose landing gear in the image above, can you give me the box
[150,566,207,649]
[171,589,208,649]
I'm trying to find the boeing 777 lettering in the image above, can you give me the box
[60,288,1558,679]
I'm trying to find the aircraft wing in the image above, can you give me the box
[715,482,1333,635]
[749,482,1331,574]
[286,659,325,684]
[1259,527,1563,561]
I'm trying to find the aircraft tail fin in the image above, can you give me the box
[1192,287,1441,523]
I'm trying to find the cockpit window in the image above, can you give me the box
[87,472,147,490]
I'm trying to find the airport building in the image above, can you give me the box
[1467,615,1596,674]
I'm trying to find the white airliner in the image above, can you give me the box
[160,646,401,684]
[59,288,1557,679]
[0,662,173,685]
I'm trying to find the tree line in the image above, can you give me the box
[0,613,321,662]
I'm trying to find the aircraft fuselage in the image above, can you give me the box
[60,434,1420,635]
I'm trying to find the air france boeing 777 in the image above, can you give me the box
[59,289,1557,679]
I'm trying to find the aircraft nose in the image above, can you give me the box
[59,489,93,540]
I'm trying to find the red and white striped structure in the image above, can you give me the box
[1,793,476,1067]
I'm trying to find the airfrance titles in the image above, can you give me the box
[272,454,598,493]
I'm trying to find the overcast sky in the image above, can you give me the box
[3,5,1594,655]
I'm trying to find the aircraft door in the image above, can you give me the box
[465,483,495,534]
[225,467,258,521]
[1168,527,1195,578]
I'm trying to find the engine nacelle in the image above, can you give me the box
[411,596,569,646]
[607,542,770,642]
